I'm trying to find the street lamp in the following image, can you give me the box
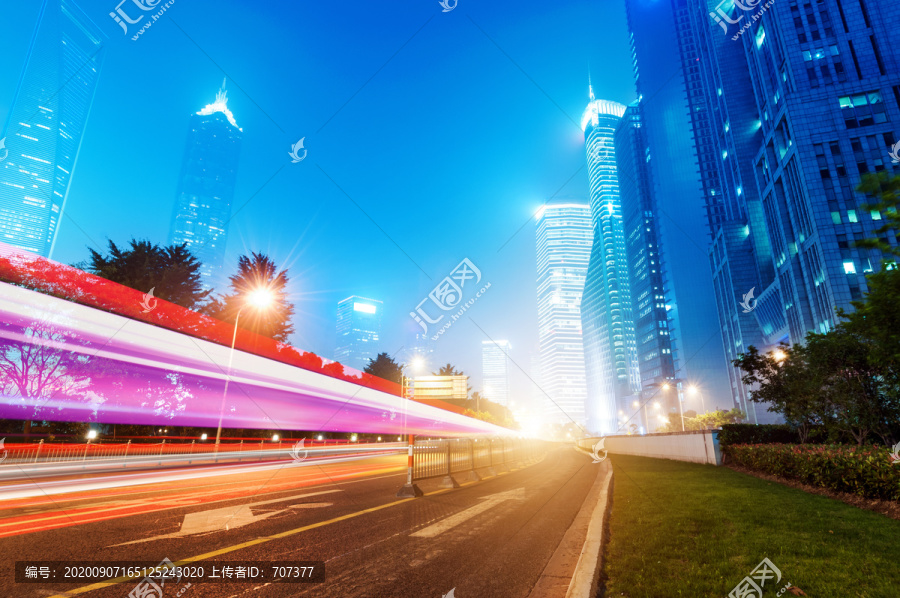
[687,384,706,414]
[86,430,98,440]
[773,349,787,362]
[215,287,274,446]
[272,434,280,442]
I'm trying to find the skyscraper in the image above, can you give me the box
[535,200,591,425]
[683,0,778,423]
[0,0,105,258]
[623,0,735,415]
[168,80,242,287]
[614,103,679,430]
[717,0,900,343]
[335,296,383,371]
[482,340,511,407]
[580,94,641,435]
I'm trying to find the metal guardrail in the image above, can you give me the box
[411,438,543,484]
[0,440,405,468]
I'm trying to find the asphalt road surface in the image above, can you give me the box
[0,446,600,598]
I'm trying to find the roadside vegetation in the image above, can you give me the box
[603,455,900,597]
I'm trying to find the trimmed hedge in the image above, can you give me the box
[718,423,828,446]
[725,443,900,501]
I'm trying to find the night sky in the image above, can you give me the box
[0,0,636,400]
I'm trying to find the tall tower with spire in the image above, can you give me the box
[579,90,641,435]
[168,80,242,288]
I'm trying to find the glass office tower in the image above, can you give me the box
[482,340,512,407]
[580,93,641,435]
[535,200,591,424]
[335,296,383,371]
[615,103,680,430]
[0,0,106,258]
[624,0,736,414]
[168,81,242,287]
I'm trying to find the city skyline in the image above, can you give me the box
[0,0,637,406]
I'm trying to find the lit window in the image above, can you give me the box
[847,210,858,223]
[843,261,856,274]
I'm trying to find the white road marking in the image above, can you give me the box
[410,488,525,539]
[112,490,338,545]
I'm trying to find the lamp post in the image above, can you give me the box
[687,384,705,414]
[215,289,274,447]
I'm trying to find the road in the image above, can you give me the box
[0,446,600,597]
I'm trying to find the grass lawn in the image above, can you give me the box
[602,455,900,597]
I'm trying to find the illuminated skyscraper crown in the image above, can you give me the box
[197,78,241,130]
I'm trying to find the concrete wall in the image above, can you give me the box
[577,430,722,465]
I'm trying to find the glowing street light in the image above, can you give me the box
[318,434,324,441]
[773,349,787,362]
[272,434,280,442]
[215,287,275,446]
[86,430,98,440]
[201,433,208,441]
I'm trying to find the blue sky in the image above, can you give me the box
[0,0,636,398]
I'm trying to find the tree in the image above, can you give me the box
[83,239,210,310]
[734,344,828,443]
[806,325,893,446]
[206,253,295,342]
[364,353,404,384]
[434,363,463,376]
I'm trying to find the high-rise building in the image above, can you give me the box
[623,0,736,416]
[614,103,680,431]
[682,0,778,423]
[0,0,105,258]
[535,200,591,425]
[580,94,641,435]
[334,296,383,371]
[721,0,900,346]
[168,80,242,287]
[482,340,511,407]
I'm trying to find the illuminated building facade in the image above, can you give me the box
[335,296,383,371]
[168,80,242,286]
[535,200,591,425]
[482,340,511,407]
[580,94,641,435]
[0,0,105,257]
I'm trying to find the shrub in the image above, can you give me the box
[718,424,828,446]
[724,443,900,501]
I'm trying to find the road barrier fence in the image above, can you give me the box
[407,437,545,491]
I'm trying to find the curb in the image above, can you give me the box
[566,461,613,598]
[528,453,614,598]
